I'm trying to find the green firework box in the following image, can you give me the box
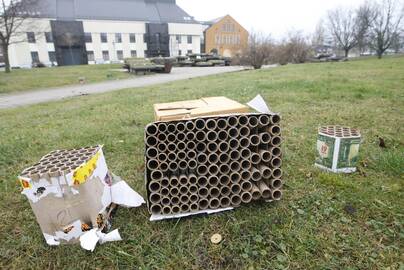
[315,126,361,173]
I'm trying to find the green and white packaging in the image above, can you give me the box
[315,126,361,173]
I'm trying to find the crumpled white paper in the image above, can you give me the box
[111,178,145,207]
[80,229,122,251]
[247,94,272,114]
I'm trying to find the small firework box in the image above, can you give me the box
[18,145,116,245]
[315,126,361,173]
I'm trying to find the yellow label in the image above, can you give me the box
[20,178,32,189]
[72,151,100,185]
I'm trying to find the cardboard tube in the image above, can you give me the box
[148,181,161,193]
[189,185,198,194]
[197,153,208,164]
[209,165,219,177]
[251,167,261,182]
[239,126,250,137]
[259,150,272,163]
[146,136,158,147]
[251,153,260,165]
[240,137,249,148]
[217,118,227,129]
[207,142,218,152]
[228,127,239,138]
[187,141,196,152]
[199,198,209,210]
[241,181,252,192]
[271,157,282,168]
[197,165,208,176]
[157,133,166,142]
[186,121,195,131]
[168,152,176,162]
[270,146,281,157]
[146,147,158,159]
[259,182,271,199]
[241,170,251,181]
[238,115,248,126]
[147,159,159,170]
[219,175,230,186]
[169,161,179,174]
[158,122,167,133]
[178,160,187,171]
[161,177,170,188]
[231,183,241,194]
[227,115,238,127]
[167,123,176,133]
[270,178,283,189]
[260,133,271,144]
[179,185,188,195]
[166,133,176,142]
[186,131,196,141]
[151,170,163,181]
[220,197,231,208]
[188,159,197,170]
[208,175,219,186]
[195,119,206,130]
[176,122,186,132]
[272,168,283,179]
[170,187,179,197]
[158,143,167,153]
[181,204,190,212]
[219,141,230,152]
[190,203,199,212]
[177,142,186,151]
[176,132,186,142]
[162,206,171,215]
[241,148,251,160]
[270,125,281,136]
[259,114,270,127]
[198,176,208,187]
[230,161,241,171]
[208,153,219,164]
[179,174,188,185]
[206,119,217,130]
[167,143,176,152]
[149,193,161,204]
[161,188,170,197]
[271,136,282,147]
[188,174,197,185]
[270,114,281,125]
[146,124,158,136]
[231,194,241,206]
[199,186,209,198]
[219,164,231,175]
[187,150,197,160]
[190,194,199,203]
[241,192,252,203]
[196,130,206,141]
[161,197,170,206]
[229,151,240,162]
[150,204,162,215]
[250,135,260,146]
[271,189,282,201]
[259,165,272,179]
[207,130,217,141]
[172,205,181,214]
[209,198,220,209]
[158,153,168,163]
[219,153,230,164]
[241,160,251,170]
[248,116,259,128]
[218,130,228,141]
[251,184,261,200]
[221,185,231,196]
[169,176,179,187]
[196,142,207,152]
[230,172,241,183]
[180,195,190,204]
[229,139,239,150]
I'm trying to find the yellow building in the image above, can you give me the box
[203,15,248,57]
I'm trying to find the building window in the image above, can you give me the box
[115,33,122,43]
[84,32,92,43]
[48,51,56,62]
[45,32,53,43]
[101,33,108,43]
[130,33,136,43]
[144,50,147,57]
[87,51,94,62]
[187,35,192,44]
[27,32,36,43]
[131,50,137,58]
[102,50,109,61]
[176,35,181,43]
[117,50,123,60]
[30,51,39,63]
[178,50,182,56]
[187,50,192,55]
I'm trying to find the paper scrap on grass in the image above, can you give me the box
[80,229,122,252]
[247,94,272,114]
[111,176,145,207]
[150,207,234,221]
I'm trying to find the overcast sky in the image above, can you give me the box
[177,0,367,39]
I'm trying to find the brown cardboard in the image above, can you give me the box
[154,96,249,121]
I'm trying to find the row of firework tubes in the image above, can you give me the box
[144,113,283,215]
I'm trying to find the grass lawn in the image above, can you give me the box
[0,64,131,94]
[0,56,403,269]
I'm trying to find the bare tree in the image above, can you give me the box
[242,31,273,69]
[0,0,38,73]
[312,20,326,47]
[274,31,312,65]
[327,7,361,57]
[368,0,404,58]
[356,1,377,55]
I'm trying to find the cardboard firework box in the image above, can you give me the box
[315,126,361,173]
[18,145,117,245]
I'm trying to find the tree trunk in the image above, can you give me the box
[344,49,349,58]
[1,44,11,73]
[377,50,383,59]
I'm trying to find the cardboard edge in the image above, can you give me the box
[149,207,234,221]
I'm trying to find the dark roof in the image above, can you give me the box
[32,0,197,24]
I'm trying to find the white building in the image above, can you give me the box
[8,0,203,68]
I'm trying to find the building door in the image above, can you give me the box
[61,46,83,66]
[145,23,170,57]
